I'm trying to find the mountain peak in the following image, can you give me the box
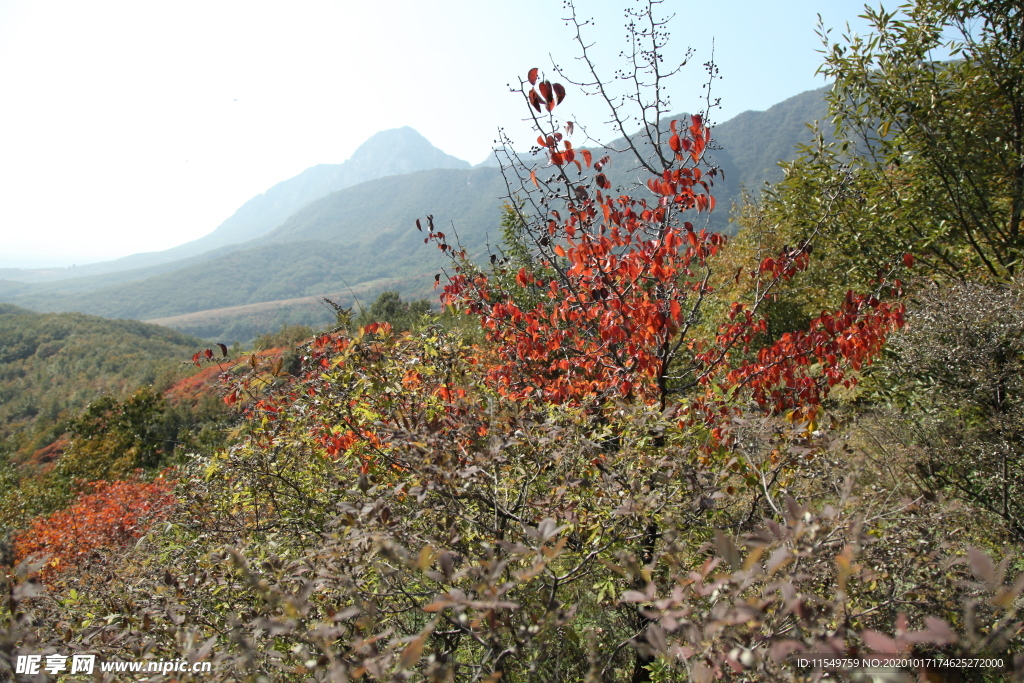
[351,126,429,154]
[346,127,468,174]
[139,128,471,263]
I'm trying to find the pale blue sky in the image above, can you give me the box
[0,0,882,268]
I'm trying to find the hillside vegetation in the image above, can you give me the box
[3,2,1024,682]
[0,304,205,460]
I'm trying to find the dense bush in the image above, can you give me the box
[867,282,1024,542]
[4,325,1020,681]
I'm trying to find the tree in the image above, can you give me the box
[424,3,907,680]
[765,0,1024,283]
[430,11,907,425]
[353,291,433,333]
[727,0,1024,547]
[57,387,174,483]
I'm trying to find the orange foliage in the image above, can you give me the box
[433,77,908,432]
[13,475,176,582]
[170,346,288,407]
[27,436,69,467]
[437,116,725,406]
[164,363,226,404]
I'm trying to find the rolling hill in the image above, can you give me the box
[0,303,205,460]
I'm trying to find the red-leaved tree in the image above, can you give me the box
[422,11,910,678]
[429,59,907,435]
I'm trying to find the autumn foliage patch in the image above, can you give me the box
[13,475,175,582]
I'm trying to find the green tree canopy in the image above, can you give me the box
[353,291,433,333]
[754,0,1024,285]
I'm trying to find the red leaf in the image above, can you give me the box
[902,252,915,268]
[530,169,539,188]
[217,343,228,357]
[669,134,681,153]
[539,81,553,103]
[527,67,539,85]
[529,89,542,113]
[553,83,565,105]
[204,348,214,360]
[580,149,592,167]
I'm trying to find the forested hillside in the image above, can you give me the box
[3,1,1023,681]
[0,304,205,460]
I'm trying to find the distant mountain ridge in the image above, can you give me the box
[3,127,469,284]
[0,87,832,342]
[201,127,470,252]
[6,168,507,323]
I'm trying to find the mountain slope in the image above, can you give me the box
[0,304,203,459]
[200,126,471,251]
[592,87,830,232]
[712,87,832,191]
[3,127,469,285]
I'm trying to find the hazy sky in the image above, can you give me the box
[0,0,879,269]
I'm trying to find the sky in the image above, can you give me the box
[0,0,882,269]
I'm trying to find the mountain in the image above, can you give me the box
[712,87,834,191]
[0,88,831,342]
[6,168,507,324]
[3,127,470,285]
[191,126,471,253]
